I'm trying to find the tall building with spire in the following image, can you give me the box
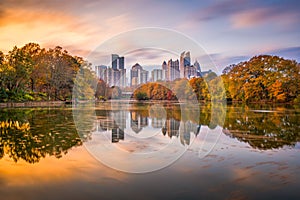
[162,61,167,80]
[184,65,197,79]
[180,51,191,78]
[130,63,148,86]
[194,60,201,72]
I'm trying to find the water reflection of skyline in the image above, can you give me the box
[95,109,200,146]
[92,103,300,150]
[1,103,299,164]
[1,106,299,199]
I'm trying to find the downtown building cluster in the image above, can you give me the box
[95,51,211,88]
[96,54,127,87]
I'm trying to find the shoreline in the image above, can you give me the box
[0,101,66,108]
[0,99,298,108]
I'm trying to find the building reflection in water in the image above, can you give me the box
[164,118,180,138]
[95,109,200,146]
[162,119,200,146]
[130,111,148,134]
[180,121,200,146]
[151,118,164,128]
[111,128,124,143]
[96,110,125,143]
[95,103,300,150]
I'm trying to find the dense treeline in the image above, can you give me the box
[0,43,95,102]
[1,44,299,103]
[133,78,212,101]
[133,82,178,100]
[94,79,122,100]
[222,55,300,103]
[134,55,300,103]
[133,74,225,102]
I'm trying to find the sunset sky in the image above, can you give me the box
[0,0,299,70]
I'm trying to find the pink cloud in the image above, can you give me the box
[230,8,299,29]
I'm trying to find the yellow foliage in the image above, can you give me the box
[0,120,30,131]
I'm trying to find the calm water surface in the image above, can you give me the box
[0,102,299,200]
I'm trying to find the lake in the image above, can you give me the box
[0,101,299,200]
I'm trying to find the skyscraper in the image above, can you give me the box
[108,54,127,87]
[119,69,126,87]
[112,54,125,70]
[95,65,107,82]
[180,51,191,78]
[106,68,114,87]
[151,69,165,82]
[162,61,167,81]
[130,63,148,86]
[130,63,142,86]
[112,54,119,70]
[184,65,197,79]
[184,52,191,66]
[118,56,124,70]
[113,69,121,86]
[194,60,201,72]
[140,69,149,84]
[166,59,179,81]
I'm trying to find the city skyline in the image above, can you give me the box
[96,51,212,87]
[0,0,299,72]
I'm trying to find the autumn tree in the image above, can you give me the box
[19,43,43,92]
[222,55,300,102]
[208,76,226,101]
[189,77,210,101]
[0,43,94,102]
[133,82,177,101]
[73,59,96,100]
[0,45,37,101]
[95,79,109,100]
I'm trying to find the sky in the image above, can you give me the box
[0,0,299,72]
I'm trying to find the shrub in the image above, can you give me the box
[135,92,149,101]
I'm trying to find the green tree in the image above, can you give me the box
[0,45,37,101]
[73,61,96,100]
[6,46,34,92]
[135,91,149,100]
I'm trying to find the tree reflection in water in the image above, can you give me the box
[1,103,299,164]
[223,104,300,149]
[94,102,300,150]
[0,108,82,163]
